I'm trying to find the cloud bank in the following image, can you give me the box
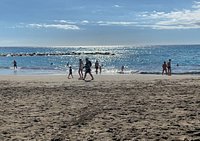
[13,1,200,31]
[28,23,80,30]
[97,21,137,26]
[140,1,200,29]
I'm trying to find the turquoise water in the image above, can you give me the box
[0,45,200,75]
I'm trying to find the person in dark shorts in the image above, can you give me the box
[95,60,99,74]
[68,66,73,79]
[99,64,103,74]
[121,65,124,73]
[83,58,94,80]
[13,60,17,69]
[167,59,171,76]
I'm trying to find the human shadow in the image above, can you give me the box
[84,80,92,82]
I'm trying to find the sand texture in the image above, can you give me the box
[0,75,200,141]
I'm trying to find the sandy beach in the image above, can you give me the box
[0,74,200,141]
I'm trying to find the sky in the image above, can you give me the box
[0,0,200,46]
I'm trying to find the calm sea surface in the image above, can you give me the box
[0,45,200,75]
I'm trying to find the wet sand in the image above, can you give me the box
[0,74,200,141]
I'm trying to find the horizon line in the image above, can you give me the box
[0,43,200,48]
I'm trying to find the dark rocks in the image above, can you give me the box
[1,52,115,57]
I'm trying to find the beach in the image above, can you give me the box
[0,74,200,141]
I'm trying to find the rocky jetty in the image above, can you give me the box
[0,52,115,57]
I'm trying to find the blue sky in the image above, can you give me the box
[0,0,200,46]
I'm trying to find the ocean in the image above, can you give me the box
[0,45,200,75]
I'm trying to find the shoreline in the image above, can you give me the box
[1,67,200,76]
[0,73,199,82]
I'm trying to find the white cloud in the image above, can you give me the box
[54,19,90,25]
[13,1,200,31]
[97,21,137,26]
[81,20,89,24]
[57,20,67,23]
[28,24,43,28]
[54,20,77,24]
[95,1,200,30]
[28,23,80,30]
[113,5,120,8]
[192,1,200,8]
[138,1,200,30]
[14,20,87,30]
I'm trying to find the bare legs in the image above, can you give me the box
[68,74,73,79]
[78,69,83,79]
[83,72,94,80]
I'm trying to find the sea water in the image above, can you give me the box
[0,45,200,75]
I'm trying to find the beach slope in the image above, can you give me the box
[0,75,200,140]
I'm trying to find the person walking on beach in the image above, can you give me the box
[68,66,73,79]
[13,60,17,69]
[121,65,125,73]
[95,60,99,74]
[162,61,167,75]
[99,64,103,74]
[78,59,84,79]
[83,58,94,80]
[167,59,172,76]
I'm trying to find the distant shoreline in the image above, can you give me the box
[0,68,200,76]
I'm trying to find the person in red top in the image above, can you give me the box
[162,61,167,75]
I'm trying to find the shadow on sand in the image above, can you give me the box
[84,80,93,82]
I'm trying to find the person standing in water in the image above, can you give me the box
[78,59,84,79]
[13,60,17,70]
[162,61,167,75]
[99,64,103,74]
[83,58,94,80]
[167,59,172,76]
[95,60,99,74]
[121,65,125,73]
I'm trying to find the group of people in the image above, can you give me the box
[13,58,173,78]
[68,58,96,80]
[162,59,171,75]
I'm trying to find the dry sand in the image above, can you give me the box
[0,74,200,141]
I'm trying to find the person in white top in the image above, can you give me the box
[78,59,84,79]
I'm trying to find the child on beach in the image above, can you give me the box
[68,66,73,79]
